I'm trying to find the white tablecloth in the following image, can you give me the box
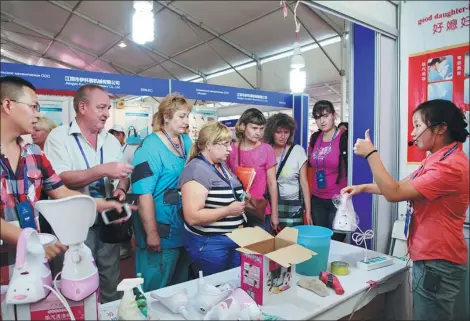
[100,241,408,320]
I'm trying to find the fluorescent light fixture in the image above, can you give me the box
[184,35,341,83]
[118,42,127,48]
[132,1,154,45]
[289,68,306,93]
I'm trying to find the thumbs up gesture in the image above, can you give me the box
[353,129,376,158]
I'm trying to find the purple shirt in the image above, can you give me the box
[226,142,277,214]
[308,130,347,199]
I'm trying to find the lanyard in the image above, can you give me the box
[73,135,103,169]
[314,128,338,170]
[162,130,186,159]
[407,143,459,212]
[0,158,28,204]
[197,154,239,200]
[122,144,128,153]
[410,143,459,180]
[72,130,105,190]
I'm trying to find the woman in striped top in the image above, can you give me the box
[179,122,248,276]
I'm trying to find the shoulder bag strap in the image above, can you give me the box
[276,144,295,179]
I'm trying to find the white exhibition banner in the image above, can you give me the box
[400,1,470,222]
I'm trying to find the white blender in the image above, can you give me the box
[35,195,99,301]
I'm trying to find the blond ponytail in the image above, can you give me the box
[186,142,202,164]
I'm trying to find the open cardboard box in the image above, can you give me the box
[226,226,316,305]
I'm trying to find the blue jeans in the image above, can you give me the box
[413,259,467,320]
[185,231,241,276]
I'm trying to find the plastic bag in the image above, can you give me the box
[332,194,358,232]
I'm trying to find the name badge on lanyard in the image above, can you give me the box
[404,143,459,237]
[198,154,237,197]
[73,134,105,198]
[0,159,37,229]
[314,128,338,189]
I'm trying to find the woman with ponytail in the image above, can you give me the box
[179,122,248,276]
[342,100,469,320]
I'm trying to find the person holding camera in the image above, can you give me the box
[45,84,133,303]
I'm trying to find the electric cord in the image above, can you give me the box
[42,283,75,321]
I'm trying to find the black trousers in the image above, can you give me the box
[310,195,346,242]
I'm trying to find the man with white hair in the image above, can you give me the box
[45,84,133,303]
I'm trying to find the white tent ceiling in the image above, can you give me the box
[0,0,348,116]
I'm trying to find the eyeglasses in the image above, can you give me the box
[215,141,231,148]
[10,99,40,112]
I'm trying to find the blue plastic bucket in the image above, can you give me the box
[293,225,333,277]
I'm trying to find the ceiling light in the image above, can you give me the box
[290,68,306,93]
[132,1,154,45]
[118,42,127,48]
[184,36,341,83]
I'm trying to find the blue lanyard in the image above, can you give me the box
[73,135,103,169]
[122,144,128,153]
[410,143,459,180]
[197,154,238,200]
[0,158,28,203]
[314,128,338,170]
[162,130,186,159]
[69,122,104,169]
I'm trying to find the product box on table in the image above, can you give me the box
[15,285,100,321]
[226,226,316,306]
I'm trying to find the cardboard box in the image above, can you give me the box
[15,285,100,321]
[226,226,316,306]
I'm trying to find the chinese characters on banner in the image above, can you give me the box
[407,3,470,163]
[408,45,469,162]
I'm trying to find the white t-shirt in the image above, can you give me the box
[44,119,123,198]
[277,145,308,200]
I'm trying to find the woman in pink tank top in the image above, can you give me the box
[307,100,348,242]
[226,108,279,232]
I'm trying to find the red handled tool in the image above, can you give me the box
[319,271,344,295]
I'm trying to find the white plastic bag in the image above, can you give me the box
[332,194,358,232]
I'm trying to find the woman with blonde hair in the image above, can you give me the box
[179,121,247,276]
[131,93,193,291]
[32,116,57,150]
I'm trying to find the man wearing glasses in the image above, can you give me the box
[0,77,127,288]
[44,84,133,303]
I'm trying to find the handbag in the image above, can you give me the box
[274,145,304,228]
[235,141,267,225]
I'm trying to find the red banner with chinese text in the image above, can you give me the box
[407,43,470,163]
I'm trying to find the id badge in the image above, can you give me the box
[316,170,327,189]
[404,206,413,237]
[16,201,36,229]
